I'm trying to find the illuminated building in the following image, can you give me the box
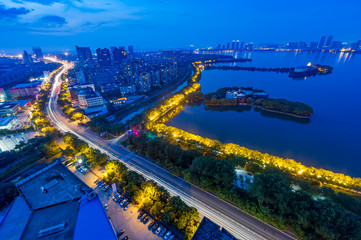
[96,48,112,67]
[318,36,326,49]
[75,46,95,68]
[32,47,44,60]
[325,35,333,49]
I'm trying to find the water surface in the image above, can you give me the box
[168,51,361,177]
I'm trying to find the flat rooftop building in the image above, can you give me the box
[191,217,238,240]
[0,161,116,240]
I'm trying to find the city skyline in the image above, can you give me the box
[1,0,361,53]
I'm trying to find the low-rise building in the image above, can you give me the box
[191,217,238,240]
[111,97,127,105]
[8,82,42,99]
[78,90,104,108]
[0,102,20,117]
[120,84,136,96]
[0,116,16,129]
[0,161,117,240]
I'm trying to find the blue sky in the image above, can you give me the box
[1,0,360,53]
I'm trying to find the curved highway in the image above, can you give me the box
[46,60,297,240]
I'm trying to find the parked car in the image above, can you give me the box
[159,227,167,237]
[119,199,128,207]
[148,221,155,230]
[143,217,149,224]
[121,236,129,240]
[155,226,162,235]
[103,185,110,191]
[168,235,175,240]
[97,180,104,186]
[116,229,125,238]
[140,214,147,221]
[164,231,172,240]
[152,222,159,231]
[123,202,131,211]
[138,212,144,220]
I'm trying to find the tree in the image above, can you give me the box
[0,183,18,209]
[246,97,253,104]
[63,146,74,157]
[150,201,164,218]
[244,162,263,174]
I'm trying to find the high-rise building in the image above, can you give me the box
[22,51,33,65]
[325,35,333,48]
[309,41,318,50]
[76,46,95,68]
[318,36,326,49]
[298,41,307,49]
[128,46,134,59]
[32,47,44,60]
[217,44,221,50]
[330,41,343,50]
[351,40,361,50]
[240,42,244,50]
[235,40,239,50]
[226,42,230,50]
[112,47,127,65]
[96,48,111,67]
[231,40,235,50]
[222,45,225,50]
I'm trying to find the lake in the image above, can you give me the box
[168,51,361,177]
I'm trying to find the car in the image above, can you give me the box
[151,222,159,231]
[138,212,144,220]
[116,229,125,238]
[168,235,175,240]
[143,217,149,224]
[148,221,155,230]
[120,236,129,240]
[103,185,110,191]
[140,214,147,222]
[155,226,162,235]
[164,231,172,240]
[159,227,167,237]
[123,202,131,211]
[96,180,104,186]
[119,199,127,207]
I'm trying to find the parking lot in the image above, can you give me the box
[70,165,164,240]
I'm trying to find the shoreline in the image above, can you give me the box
[203,103,312,119]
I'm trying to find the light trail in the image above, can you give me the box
[46,59,297,240]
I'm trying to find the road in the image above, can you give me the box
[46,61,297,240]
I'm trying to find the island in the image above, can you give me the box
[205,63,333,79]
[197,86,314,118]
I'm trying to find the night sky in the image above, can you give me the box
[1,0,360,53]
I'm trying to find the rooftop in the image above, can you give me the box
[0,196,31,240]
[17,161,88,210]
[0,102,19,110]
[21,201,79,240]
[191,217,238,240]
[0,117,15,127]
[0,161,117,240]
[11,82,42,89]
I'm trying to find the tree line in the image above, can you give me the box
[126,132,361,240]
[104,160,199,239]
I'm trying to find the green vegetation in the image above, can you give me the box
[63,132,108,167]
[0,182,19,210]
[0,132,62,181]
[103,160,200,239]
[87,115,126,136]
[256,98,314,117]
[126,132,361,240]
[57,72,85,121]
[31,66,65,133]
